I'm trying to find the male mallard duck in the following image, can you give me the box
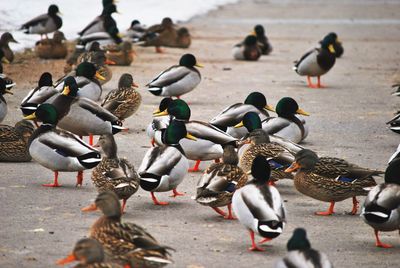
[252,25,272,55]
[106,41,135,66]
[0,78,13,123]
[232,35,261,61]
[57,238,125,267]
[154,99,237,172]
[232,155,286,251]
[146,97,173,146]
[210,91,274,137]
[25,103,101,187]
[35,31,67,59]
[91,134,139,213]
[101,73,140,120]
[126,19,146,41]
[285,149,381,215]
[259,97,309,144]
[147,54,202,98]
[20,72,57,117]
[274,228,333,268]
[82,191,173,267]
[78,0,115,36]
[320,32,343,58]
[0,120,34,162]
[293,34,336,88]
[0,50,15,89]
[20,4,62,39]
[361,158,400,248]
[0,32,18,63]
[139,120,196,205]
[196,145,248,219]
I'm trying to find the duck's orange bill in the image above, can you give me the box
[81,203,98,212]
[105,59,116,65]
[132,82,139,88]
[284,162,300,173]
[56,253,76,265]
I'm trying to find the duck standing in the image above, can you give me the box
[20,4,62,39]
[320,32,343,58]
[0,32,18,63]
[232,155,286,251]
[361,158,400,248]
[147,54,202,98]
[0,120,34,162]
[146,97,173,146]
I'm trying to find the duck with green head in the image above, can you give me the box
[252,25,273,55]
[320,32,343,58]
[20,4,62,39]
[232,35,261,61]
[25,103,101,187]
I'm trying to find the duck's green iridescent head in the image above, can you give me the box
[163,120,196,145]
[320,34,336,54]
[254,25,265,36]
[48,4,60,16]
[244,35,258,46]
[244,92,274,111]
[62,76,79,97]
[34,103,58,124]
[167,99,191,120]
[287,228,311,251]
[103,4,118,15]
[153,97,173,115]
[179,54,203,68]
[38,72,53,87]
[242,112,262,132]
[251,155,271,183]
[76,62,97,80]
[385,158,400,185]
[275,97,309,118]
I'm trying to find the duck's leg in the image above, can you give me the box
[248,230,264,251]
[315,201,335,216]
[89,134,94,146]
[212,207,226,217]
[75,171,83,187]
[121,199,127,214]
[307,76,318,88]
[170,188,185,197]
[224,204,236,220]
[151,138,155,147]
[151,192,169,205]
[155,46,164,53]
[374,229,393,248]
[259,237,271,244]
[188,160,201,172]
[317,76,326,88]
[350,197,359,215]
[43,171,61,187]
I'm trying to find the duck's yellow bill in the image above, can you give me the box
[24,113,36,120]
[56,253,76,265]
[195,62,204,68]
[185,133,197,141]
[265,104,275,112]
[250,30,256,36]
[154,110,169,117]
[234,121,244,128]
[1,57,10,64]
[296,108,310,116]
[328,44,335,54]
[117,32,124,37]
[284,162,300,173]
[62,86,70,95]
[95,72,106,81]
[5,89,13,95]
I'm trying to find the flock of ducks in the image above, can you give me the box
[0,0,399,267]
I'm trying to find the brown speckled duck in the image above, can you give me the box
[0,120,34,162]
[0,32,18,63]
[35,31,67,59]
[106,41,135,66]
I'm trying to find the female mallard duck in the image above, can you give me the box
[20,72,57,117]
[253,25,272,55]
[154,99,237,172]
[25,103,101,187]
[274,228,333,268]
[0,50,15,89]
[232,35,261,61]
[91,134,139,213]
[293,34,336,88]
[320,32,343,58]
[101,73,141,120]
[0,78,13,123]
[0,32,18,63]
[0,120,34,162]
[35,31,67,59]
[146,54,202,98]
[361,158,400,248]
[82,191,173,267]
[142,26,191,52]
[258,97,309,144]
[20,4,62,39]
[232,155,286,251]
[57,238,125,267]
[139,120,196,205]
[105,41,135,66]
[285,149,380,215]
[196,145,248,219]
[209,91,274,137]
[140,17,175,53]
[146,97,173,146]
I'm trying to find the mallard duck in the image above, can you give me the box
[57,238,125,267]
[45,77,126,145]
[147,54,202,98]
[386,112,400,134]
[361,158,400,248]
[25,103,101,187]
[20,4,62,39]
[0,50,15,89]
[293,34,336,88]
[232,35,261,61]
[78,0,115,37]
[146,97,173,146]
[285,149,381,215]
[91,134,139,213]
[252,25,272,55]
[196,145,248,219]
[274,228,333,268]
[0,32,18,63]
[126,19,146,41]
[320,32,343,58]
[237,112,296,182]
[35,31,67,59]
[20,72,57,117]
[140,17,176,53]
[105,41,135,66]
[154,99,237,172]
[82,191,173,267]
[258,97,309,143]
[101,73,141,120]
[209,91,274,137]
[232,155,286,251]
[0,120,34,162]
[139,120,196,205]
[0,78,13,123]
[141,26,191,52]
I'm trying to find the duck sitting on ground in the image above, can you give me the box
[274,228,333,268]
[0,78,13,123]
[0,32,18,63]
[82,191,173,267]
[105,41,136,66]
[252,25,273,55]
[232,35,261,61]
[285,149,382,215]
[361,158,400,248]
[35,31,67,59]
[233,155,286,251]
[0,120,34,162]
[125,19,146,41]
[141,26,191,52]
[196,145,248,219]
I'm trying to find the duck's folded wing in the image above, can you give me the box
[294,48,318,67]
[78,16,102,36]
[76,76,91,89]
[187,120,237,145]
[147,66,190,87]
[141,147,183,176]
[262,117,290,135]
[21,14,48,29]
[77,97,118,121]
